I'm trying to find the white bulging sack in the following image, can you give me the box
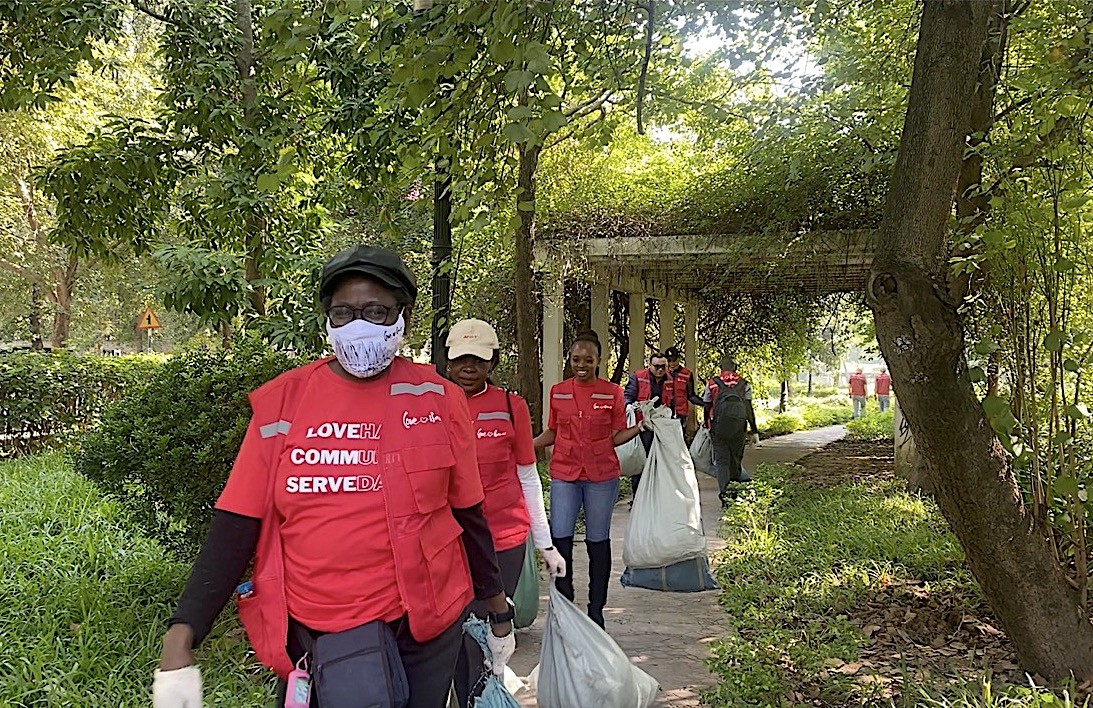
[624,407,708,569]
[537,584,659,708]
[615,404,646,477]
[689,427,713,477]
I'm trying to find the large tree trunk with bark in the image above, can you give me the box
[869,0,1093,681]
[49,254,78,349]
[515,143,543,428]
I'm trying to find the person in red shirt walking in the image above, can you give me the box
[444,318,565,707]
[533,330,646,629]
[849,368,868,419]
[153,246,515,708]
[875,368,892,412]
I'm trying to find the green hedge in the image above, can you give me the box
[765,413,803,436]
[75,343,300,554]
[846,409,895,442]
[0,352,162,456]
[800,401,853,428]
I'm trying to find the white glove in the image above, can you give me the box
[153,666,202,708]
[749,433,760,447]
[540,546,567,578]
[485,628,516,677]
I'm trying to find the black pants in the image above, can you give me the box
[453,543,525,707]
[276,610,467,708]
[711,419,747,496]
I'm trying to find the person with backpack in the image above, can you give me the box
[444,318,566,708]
[704,355,760,506]
[152,246,516,708]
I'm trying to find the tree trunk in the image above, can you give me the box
[29,283,44,350]
[779,380,789,413]
[431,176,453,374]
[868,0,1093,681]
[515,143,543,428]
[50,254,78,349]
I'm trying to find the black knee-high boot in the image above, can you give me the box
[552,535,575,601]
[586,539,611,629]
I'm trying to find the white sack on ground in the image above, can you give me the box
[536,584,659,708]
[623,406,708,569]
[689,426,713,477]
[615,403,646,477]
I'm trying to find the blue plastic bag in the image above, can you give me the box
[461,617,521,708]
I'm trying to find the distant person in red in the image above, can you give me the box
[849,368,868,419]
[152,246,515,708]
[533,330,646,629]
[444,318,565,707]
[875,368,892,412]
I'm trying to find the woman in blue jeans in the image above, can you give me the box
[533,331,646,628]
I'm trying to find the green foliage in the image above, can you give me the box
[0,352,161,456]
[908,680,1089,708]
[0,453,272,706]
[800,400,854,428]
[764,412,803,436]
[74,341,299,553]
[704,464,969,706]
[846,409,895,442]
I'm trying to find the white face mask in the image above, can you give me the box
[326,314,405,378]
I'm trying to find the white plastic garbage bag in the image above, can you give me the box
[689,427,713,478]
[536,584,659,708]
[615,403,646,477]
[623,406,708,569]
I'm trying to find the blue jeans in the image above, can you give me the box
[877,395,890,412]
[852,396,867,419]
[549,478,621,542]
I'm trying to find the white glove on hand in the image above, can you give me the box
[153,666,202,708]
[749,433,760,447]
[540,546,567,578]
[486,629,516,677]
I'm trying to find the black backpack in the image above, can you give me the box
[712,377,748,423]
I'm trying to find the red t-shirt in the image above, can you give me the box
[876,373,891,396]
[216,360,484,633]
[469,385,536,466]
[849,373,867,397]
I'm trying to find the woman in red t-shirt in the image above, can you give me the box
[532,330,646,629]
[153,246,515,708]
[444,318,565,707]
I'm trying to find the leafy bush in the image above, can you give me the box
[0,352,162,456]
[765,412,803,436]
[75,342,299,554]
[846,409,895,442]
[0,453,272,706]
[800,401,854,428]
[804,384,839,398]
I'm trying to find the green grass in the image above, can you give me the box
[703,464,973,707]
[0,453,274,707]
[847,408,896,442]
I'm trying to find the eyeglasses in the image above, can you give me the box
[651,364,667,370]
[327,304,402,327]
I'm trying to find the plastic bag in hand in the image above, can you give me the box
[536,584,658,708]
[461,617,521,708]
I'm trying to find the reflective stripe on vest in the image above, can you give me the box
[477,411,511,422]
[391,381,446,397]
[259,420,292,438]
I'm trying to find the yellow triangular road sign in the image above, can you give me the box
[137,308,162,330]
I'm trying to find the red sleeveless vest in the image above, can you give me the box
[547,378,621,483]
[468,386,531,552]
[636,368,691,418]
[235,358,474,678]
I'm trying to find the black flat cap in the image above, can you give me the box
[320,245,418,302]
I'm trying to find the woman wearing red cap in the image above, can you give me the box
[532,330,647,629]
[444,318,565,707]
[153,245,515,708]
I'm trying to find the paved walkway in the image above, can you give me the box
[508,425,847,707]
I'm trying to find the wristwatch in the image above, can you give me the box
[488,597,516,624]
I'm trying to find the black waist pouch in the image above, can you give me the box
[311,620,409,708]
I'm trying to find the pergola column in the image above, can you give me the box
[660,298,677,352]
[591,282,610,342]
[685,302,699,433]
[541,273,565,431]
[628,292,645,373]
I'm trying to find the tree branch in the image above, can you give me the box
[635,1,654,135]
[565,90,612,119]
[131,1,175,24]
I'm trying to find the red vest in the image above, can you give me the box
[236,358,474,678]
[636,368,692,418]
[548,378,621,483]
[470,386,531,552]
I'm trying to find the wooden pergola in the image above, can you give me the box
[534,229,876,428]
